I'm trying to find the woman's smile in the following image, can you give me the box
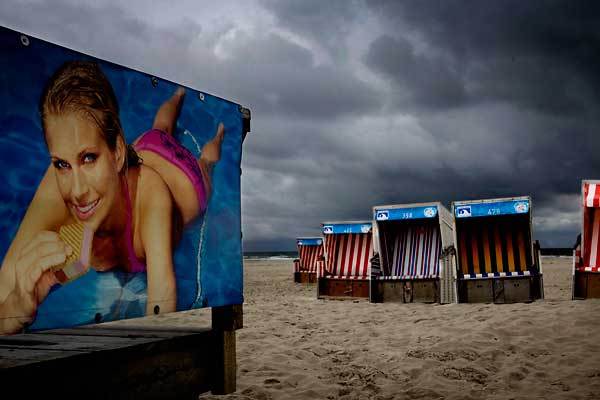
[72,198,101,220]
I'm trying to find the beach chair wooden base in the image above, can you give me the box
[574,272,600,298]
[462,279,494,303]
[458,277,542,303]
[318,278,369,299]
[294,271,317,284]
[0,305,242,399]
[370,279,439,303]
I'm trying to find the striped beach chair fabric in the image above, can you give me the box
[373,203,451,280]
[457,217,532,279]
[322,222,373,279]
[453,197,536,280]
[324,233,372,279]
[385,224,441,279]
[296,238,323,273]
[578,181,600,272]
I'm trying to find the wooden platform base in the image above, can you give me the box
[457,276,543,303]
[573,271,600,299]
[294,271,317,284]
[0,305,242,399]
[318,278,369,299]
[370,279,439,303]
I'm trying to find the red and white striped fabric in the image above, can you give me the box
[573,242,600,272]
[390,225,441,279]
[324,233,372,279]
[324,234,336,274]
[584,182,600,208]
[582,183,600,272]
[316,260,325,277]
[297,244,323,273]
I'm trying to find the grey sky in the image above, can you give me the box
[1,0,598,250]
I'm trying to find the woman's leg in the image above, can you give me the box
[198,123,225,200]
[151,87,185,135]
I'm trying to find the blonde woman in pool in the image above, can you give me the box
[0,61,224,334]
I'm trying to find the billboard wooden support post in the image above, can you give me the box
[212,304,243,395]
[0,304,243,399]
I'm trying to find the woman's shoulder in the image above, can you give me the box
[133,165,174,244]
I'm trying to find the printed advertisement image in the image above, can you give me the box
[0,26,247,334]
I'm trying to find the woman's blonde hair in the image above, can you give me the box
[39,60,141,170]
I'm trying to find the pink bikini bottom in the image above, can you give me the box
[134,129,207,213]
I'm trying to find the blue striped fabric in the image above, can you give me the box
[389,225,441,279]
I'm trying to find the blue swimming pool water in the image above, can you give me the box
[0,26,244,330]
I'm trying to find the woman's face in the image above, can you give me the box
[45,113,123,231]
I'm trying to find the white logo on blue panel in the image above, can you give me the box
[424,207,437,218]
[376,210,389,221]
[317,239,322,245]
[323,225,334,234]
[361,225,371,233]
[456,206,472,218]
[514,202,529,213]
[297,241,303,246]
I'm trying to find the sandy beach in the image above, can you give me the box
[110,257,600,399]
[199,256,600,400]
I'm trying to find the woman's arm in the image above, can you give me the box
[0,167,69,298]
[0,166,70,334]
[138,167,176,315]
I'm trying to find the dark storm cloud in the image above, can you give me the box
[365,34,467,109]
[0,1,203,84]
[215,32,382,119]
[260,0,362,56]
[366,0,600,114]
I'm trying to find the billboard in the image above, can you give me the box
[0,26,247,334]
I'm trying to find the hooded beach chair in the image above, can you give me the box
[371,202,456,303]
[294,237,323,283]
[452,196,543,303]
[573,180,600,298]
[318,221,372,299]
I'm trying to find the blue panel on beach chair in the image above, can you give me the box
[296,237,323,246]
[454,199,530,218]
[322,222,372,235]
[374,206,438,221]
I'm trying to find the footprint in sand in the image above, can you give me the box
[508,371,526,381]
[404,387,445,400]
[438,366,488,385]
[550,380,571,392]
[407,349,480,362]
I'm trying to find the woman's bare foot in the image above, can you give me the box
[200,123,225,167]
[151,87,185,135]
[197,123,225,203]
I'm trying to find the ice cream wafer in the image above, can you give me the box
[52,222,93,284]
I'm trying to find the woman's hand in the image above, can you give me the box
[0,231,70,334]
